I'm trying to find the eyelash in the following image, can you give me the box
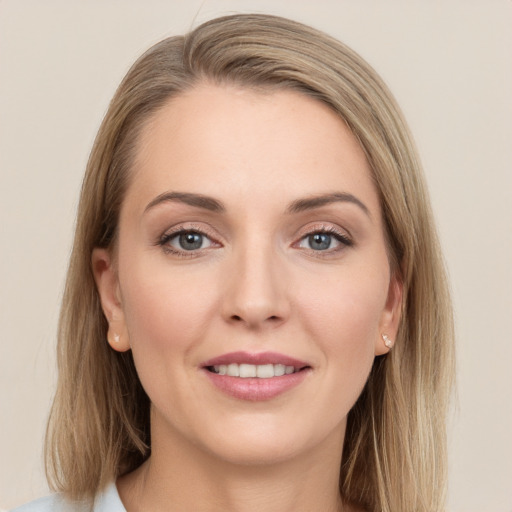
[157,224,353,258]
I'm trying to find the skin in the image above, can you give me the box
[93,84,402,512]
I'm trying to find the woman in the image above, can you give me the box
[13,13,454,512]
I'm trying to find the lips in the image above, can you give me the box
[201,351,311,401]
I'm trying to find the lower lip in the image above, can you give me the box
[203,369,310,401]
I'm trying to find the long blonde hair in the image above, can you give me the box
[45,14,454,511]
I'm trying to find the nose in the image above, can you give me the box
[221,242,290,329]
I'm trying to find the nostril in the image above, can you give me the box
[229,313,282,324]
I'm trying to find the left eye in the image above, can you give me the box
[298,232,348,251]
[168,231,213,251]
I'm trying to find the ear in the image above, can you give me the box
[92,248,131,352]
[375,271,403,356]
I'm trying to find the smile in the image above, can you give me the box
[201,351,311,401]
[208,363,300,378]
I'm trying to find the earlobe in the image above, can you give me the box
[92,248,131,352]
[375,273,403,356]
[106,327,130,352]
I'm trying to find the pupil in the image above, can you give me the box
[310,233,331,250]
[179,232,202,250]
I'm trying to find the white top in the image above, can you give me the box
[10,483,126,512]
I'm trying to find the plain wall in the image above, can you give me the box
[1,1,511,510]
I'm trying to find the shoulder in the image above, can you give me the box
[9,493,82,512]
[10,483,125,512]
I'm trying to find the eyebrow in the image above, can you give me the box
[144,192,225,213]
[144,191,370,217]
[286,193,370,217]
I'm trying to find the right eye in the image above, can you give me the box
[159,229,217,256]
[169,231,212,251]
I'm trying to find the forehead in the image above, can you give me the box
[126,83,379,215]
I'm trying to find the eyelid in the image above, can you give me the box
[159,221,221,240]
[295,222,352,241]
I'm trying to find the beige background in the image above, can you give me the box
[1,1,511,510]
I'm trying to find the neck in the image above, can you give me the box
[118,413,348,512]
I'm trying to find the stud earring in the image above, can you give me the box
[113,333,120,343]
[382,333,393,349]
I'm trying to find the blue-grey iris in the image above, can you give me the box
[309,233,331,250]
[179,232,203,250]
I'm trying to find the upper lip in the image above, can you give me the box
[201,351,310,369]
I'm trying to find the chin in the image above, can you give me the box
[192,412,345,468]
[204,435,310,467]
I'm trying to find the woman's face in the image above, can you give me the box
[94,84,401,466]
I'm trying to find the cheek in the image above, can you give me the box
[119,260,219,360]
[286,265,389,434]
[118,262,223,419]
[297,264,389,366]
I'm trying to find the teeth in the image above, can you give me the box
[227,363,239,377]
[256,364,274,378]
[274,364,286,376]
[211,363,300,378]
[239,364,256,377]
